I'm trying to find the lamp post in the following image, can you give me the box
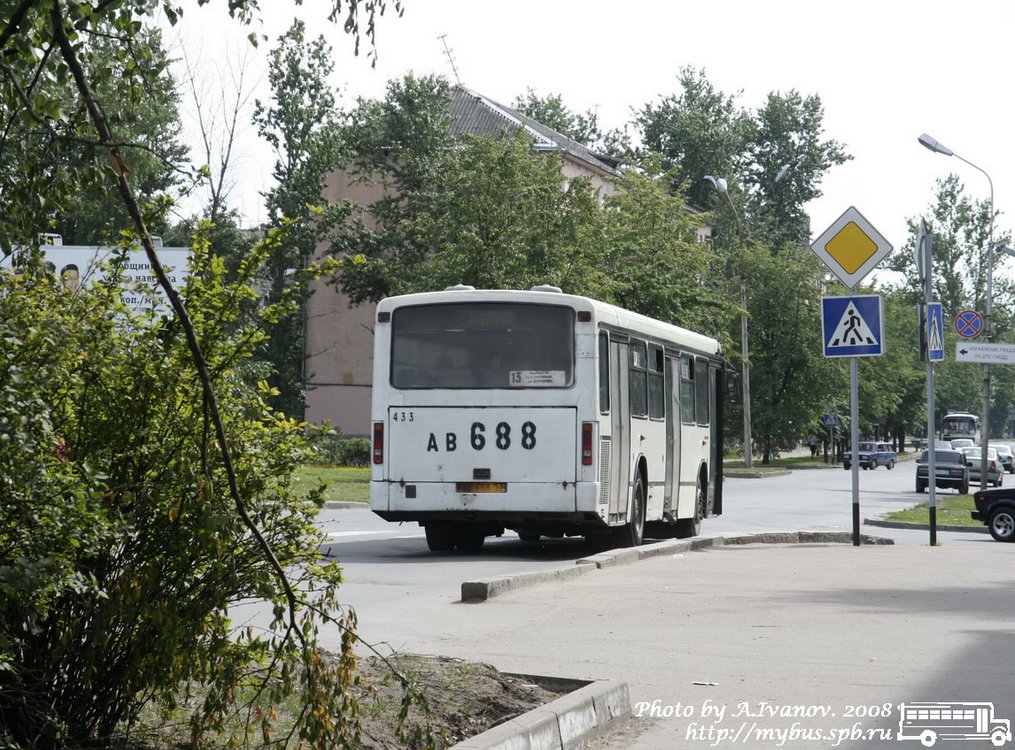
[918,133,994,490]
[704,175,752,468]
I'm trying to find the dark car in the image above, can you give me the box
[843,441,897,470]
[972,486,1015,542]
[915,449,969,494]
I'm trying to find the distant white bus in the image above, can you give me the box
[369,285,727,552]
[941,412,981,446]
[898,701,1010,747]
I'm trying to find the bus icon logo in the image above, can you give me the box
[898,702,1011,746]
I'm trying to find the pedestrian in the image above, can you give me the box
[808,437,817,457]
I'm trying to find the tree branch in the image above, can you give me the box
[48,0,307,648]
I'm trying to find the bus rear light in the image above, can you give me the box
[372,422,384,464]
[582,422,594,466]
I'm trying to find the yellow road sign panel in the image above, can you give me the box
[826,222,878,274]
[811,206,893,289]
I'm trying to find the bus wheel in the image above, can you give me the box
[676,479,705,538]
[455,530,486,553]
[612,476,645,548]
[990,729,1007,747]
[920,730,937,747]
[424,523,455,552]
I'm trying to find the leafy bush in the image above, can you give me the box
[0,237,358,748]
[310,433,372,467]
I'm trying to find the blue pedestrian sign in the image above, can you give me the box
[927,302,945,362]
[821,413,840,428]
[822,295,884,358]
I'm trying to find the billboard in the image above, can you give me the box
[1,239,191,312]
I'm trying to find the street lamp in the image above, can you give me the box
[918,132,995,490]
[704,175,753,468]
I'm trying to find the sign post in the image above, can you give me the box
[918,219,938,545]
[812,207,893,546]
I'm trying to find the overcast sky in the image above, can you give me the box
[172,0,1015,285]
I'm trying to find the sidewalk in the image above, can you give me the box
[378,538,1015,750]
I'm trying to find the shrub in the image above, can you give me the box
[310,433,372,466]
[0,238,357,748]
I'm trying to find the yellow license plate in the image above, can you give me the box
[455,482,507,493]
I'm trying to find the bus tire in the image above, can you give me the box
[676,478,705,538]
[424,523,455,552]
[920,730,937,747]
[991,729,1007,747]
[612,474,646,548]
[455,530,486,553]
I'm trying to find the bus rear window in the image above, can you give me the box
[390,303,575,389]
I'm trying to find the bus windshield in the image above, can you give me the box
[390,302,575,389]
[943,415,977,436]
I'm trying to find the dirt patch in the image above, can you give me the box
[353,653,567,749]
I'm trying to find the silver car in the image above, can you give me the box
[989,443,1015,474]
[961,446,1003,487]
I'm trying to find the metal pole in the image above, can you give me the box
[850,356,860,546]
[740,270,752,470]
[950,154,993,489]
[923,222,937,545]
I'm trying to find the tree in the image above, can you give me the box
[635,67,754,208]
[745,90,850,248]
[740,244,842,461]
[253,19,346,417]
[600,156,735,340]
[887,176,1015,437]
[512,88,602,146]
[0,2,413,747]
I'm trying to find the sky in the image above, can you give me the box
[169,0,1015,286]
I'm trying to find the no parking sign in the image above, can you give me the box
[955,309,983,339]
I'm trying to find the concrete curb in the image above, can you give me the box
[460,531,895,603]
[322,501,367,509]
[865,517,988,534]
[451,678,630,750]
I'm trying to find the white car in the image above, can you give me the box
[950,438,975,450]
[989,443,1015,474]
[961,446,1003,487]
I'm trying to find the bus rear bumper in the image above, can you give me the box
[371,480,603,524]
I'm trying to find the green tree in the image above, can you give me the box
[253,19,346,417]
[601,156,735,340]
[636,67,754,208]
[746,90,850,248]
[887,176,1015,437]
[512,88,602,146]
[0,2,414,748]
[741,245,841,461]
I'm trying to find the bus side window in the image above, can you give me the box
[648,345,664,419]
[598,332,610,414]
[680,355,695,425]
[629,340,648,418]
[695,357,710,426]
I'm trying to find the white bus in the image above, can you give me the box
[941,412,981,446]
[898,702,1010,747]
[369,285,727,552]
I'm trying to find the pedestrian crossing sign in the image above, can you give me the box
[822,295,884,358]
[927,302,945,362]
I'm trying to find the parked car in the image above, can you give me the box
[915,449,969,494]
[843,441,897,470]
[949,438,975,450]
[990,443,1015,474]
[972,486,1015,541]
[961,446,1003,487]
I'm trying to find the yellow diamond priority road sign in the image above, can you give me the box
[811,206,893,289]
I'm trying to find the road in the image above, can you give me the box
[281,460,988,653]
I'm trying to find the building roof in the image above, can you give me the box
[448,85,622,179]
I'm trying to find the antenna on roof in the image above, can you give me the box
[438,34,462,85]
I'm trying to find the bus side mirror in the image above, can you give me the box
[727,371,742,404]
